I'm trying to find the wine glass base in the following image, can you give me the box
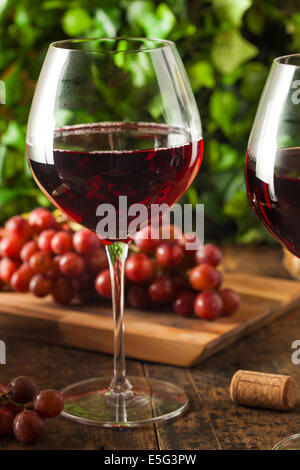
[61,376,188,427]
[273,433,300,450]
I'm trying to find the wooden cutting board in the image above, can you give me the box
[0,272,299,367]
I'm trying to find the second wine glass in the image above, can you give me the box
[245,53,300,448]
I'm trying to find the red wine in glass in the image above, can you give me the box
[28,123,203,241]
[246,147,300,257]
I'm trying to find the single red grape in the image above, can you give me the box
[37,229,56,252]
[13,410,44,444]
[0,408,13,436]
[133,226,160,252]
[29,251,53,274]
[194,290,223,320]
[28,208,57,233]
[173,290,196,317]
[20,240,39,262]
[10,264,34,293]
[29,274,53,297]
[125,253,153,283]
[95,269,111,298]
[127,284,149,309]
[148,277,174,303]
[52,278,74,305]
[59,252,85,277]
[85,248,108,275]
[51,231,73,254]
[34,389,64,418]
[73,230,100,254]
[196,244,222,267]
[0,257,20,283]
[5,216,32,242]
[189,263,220,291]
[156,242,184,268]
[8,376,37,404]
[220,288,241,315]
[0,236,23,259]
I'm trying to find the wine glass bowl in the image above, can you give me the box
[26,38,203,426]
[246,54,300,257]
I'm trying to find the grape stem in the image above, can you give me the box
[105,242,132,396]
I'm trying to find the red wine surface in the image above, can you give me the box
[27,123,203,240]
[246,147,300,256]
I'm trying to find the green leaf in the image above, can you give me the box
[224,190,249,219]
[211,29,258,74]
[42,0,71,9]
[62,8,92,36]
[54,109,74,127]
[2,121,25,151]
[0,145,6,185]
[3,63,22,106]
[210,90,238,137]
[246,6,265,35]
[0,0,9,18]
[240,62,267,100]
[186,186,198,207]
[236,227,267,244]
[207,140,239,171]
[127,1,176,38]
[92,8,120,37]
[153,3,176,37]
[213,0,252,27]
[14,4,30,28]
[148,95,163,119]
[187,60,215,91]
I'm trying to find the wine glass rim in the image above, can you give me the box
[274,53,300,66]
[50,37,175,53]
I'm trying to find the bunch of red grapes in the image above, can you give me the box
[0,376,64,444]
[0,208,107,305]
[121,226,241,320]
[0,208,241,320]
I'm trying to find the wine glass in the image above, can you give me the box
[245,53,300,449]
[26,38,203,427]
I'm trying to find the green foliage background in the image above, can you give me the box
[0,0,300,242]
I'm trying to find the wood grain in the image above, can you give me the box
[0,271,299,367]
[0,246,299,450]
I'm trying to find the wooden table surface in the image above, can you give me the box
[1,245,300,450]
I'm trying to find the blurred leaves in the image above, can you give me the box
[213,0,252,27]
[0,0,299,243]
[127,1,176,38]
[62,8,92,36]
[212,29,258,74]
[187,61,215,90]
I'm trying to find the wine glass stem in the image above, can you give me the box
[105,242,132,396]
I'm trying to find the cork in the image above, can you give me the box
[230,370,297,411]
